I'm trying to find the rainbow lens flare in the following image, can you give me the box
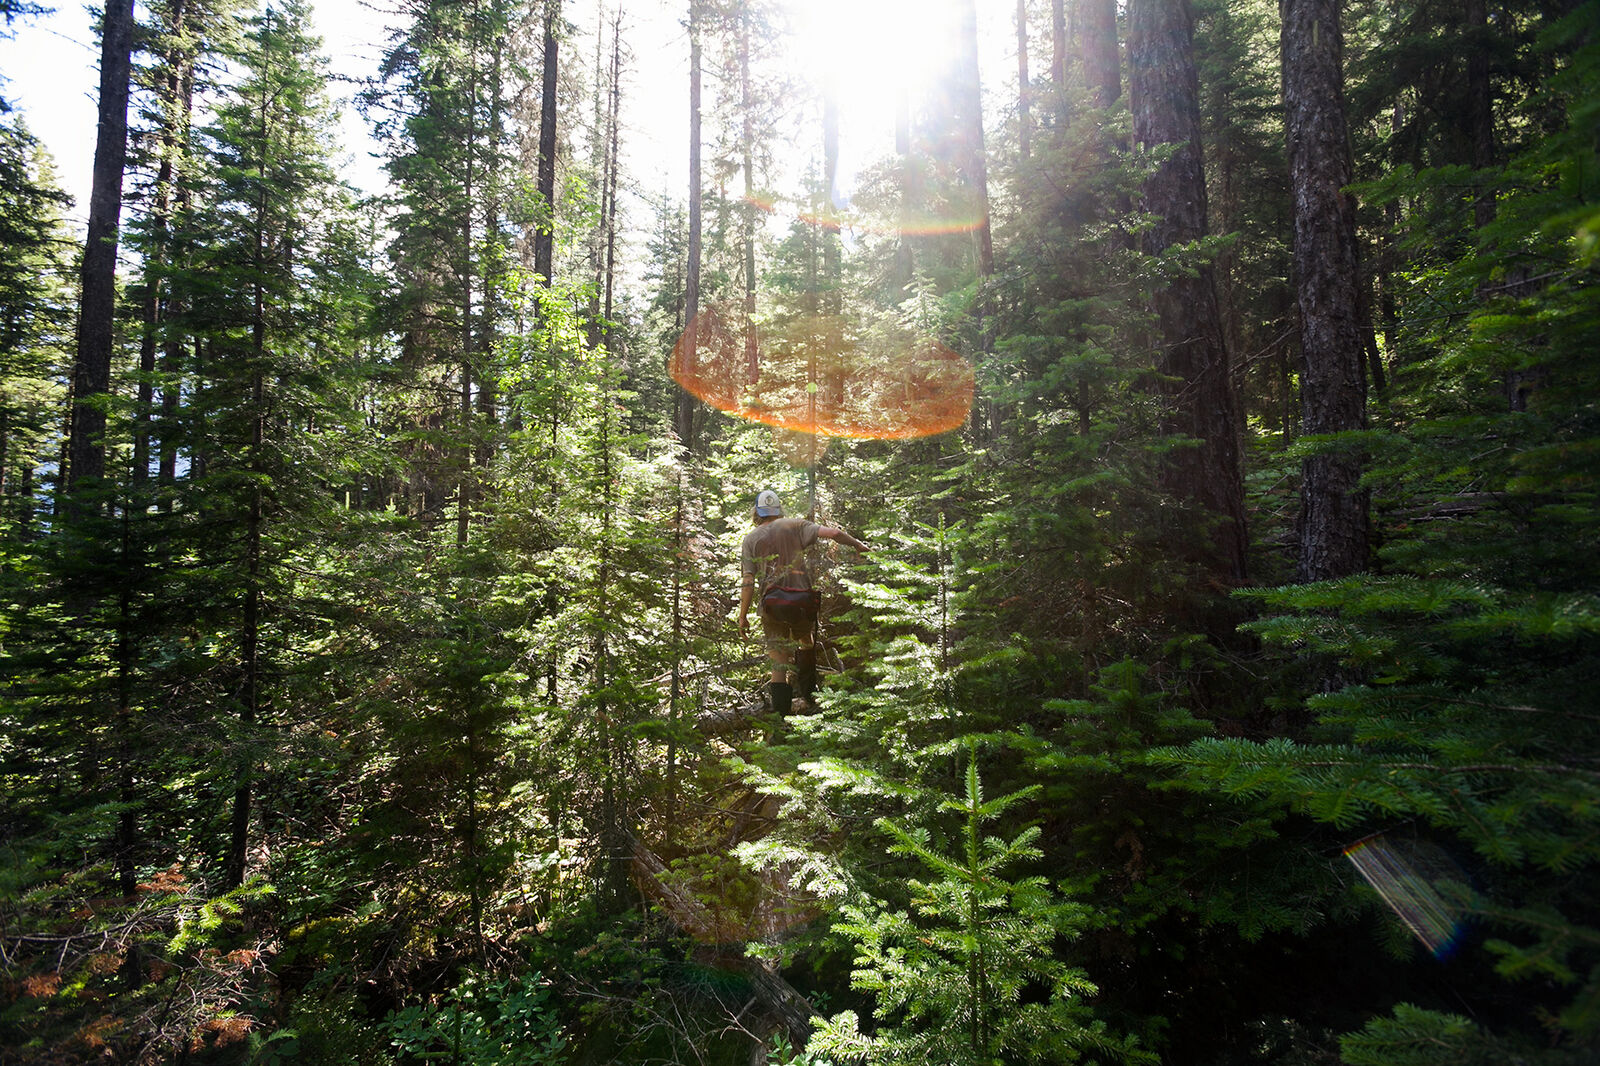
[1344,834,1468,958]
[670,304,973,440]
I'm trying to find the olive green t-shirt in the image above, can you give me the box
[740,517,820,598]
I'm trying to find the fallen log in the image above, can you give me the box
[626,830,820,1049]
[695,695,770,737]
[694,694,814,737]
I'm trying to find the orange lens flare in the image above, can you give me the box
[1343,835,1467,959]
[670,304,973,440]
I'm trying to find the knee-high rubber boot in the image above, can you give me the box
[769,681,793,718]
[795,647,817,699]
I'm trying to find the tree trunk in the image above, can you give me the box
[159,34,197,505]
[822,77,843,413]
[894,87,914,293]
[1052,0,1068,99]
[228,66,276,889]
[740,3,758,383]
[956,0,994,282]
[628,832,820,1048]
[603,13,622,329]
[135,0,186,494]
[67,0,136,504]
[677,0,703,453]
[534,1,560,286]
[1466,0,1495,229]
[1080,0,1120,108]
[480,35,503,432]
[1017,0,1032,162]
[954,0,996,446]
[457,44,477,550]
[1283,0,1367,581]
[588,7,607,343]
[1128,0,1247,582]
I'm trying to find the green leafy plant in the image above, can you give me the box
[382,973,567,1066]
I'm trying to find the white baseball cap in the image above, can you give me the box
[755,489,784,517]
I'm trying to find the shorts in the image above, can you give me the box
[759,611,814,653]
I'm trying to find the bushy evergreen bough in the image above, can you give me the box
[1151,9,1600,1058]
[809,747,1148,1066]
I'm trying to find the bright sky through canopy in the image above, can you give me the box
[791,0,958,208]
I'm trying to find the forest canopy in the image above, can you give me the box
[1,0,1597,1063]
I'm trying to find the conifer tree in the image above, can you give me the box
[367,0,523,528]
[178,0,368,885]
[1282,0,1368,581]
[1127,0,1247,582]
[810,749,1135,1066]
[678,0,704,453]
[1154,8,1600,1058]
[0,112,72,534]
[533,0,559,286]
[65,0,135,504]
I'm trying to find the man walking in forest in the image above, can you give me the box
[738,489,869,716]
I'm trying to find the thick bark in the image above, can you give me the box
[1128,0,1247,582]
[1283,0,1367,581]
[67,0,136,502]
[666,471,684,813]
[1080,0,1120,108]
[533,2,560,285]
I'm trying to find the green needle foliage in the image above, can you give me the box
[811,744,1147,1066]
[3,0,1598,1061]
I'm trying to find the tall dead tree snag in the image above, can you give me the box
[67,0,137,503]
[1282,0,1368,581]
[1127,0,1247,582]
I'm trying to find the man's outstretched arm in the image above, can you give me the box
[817,526,869,553]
